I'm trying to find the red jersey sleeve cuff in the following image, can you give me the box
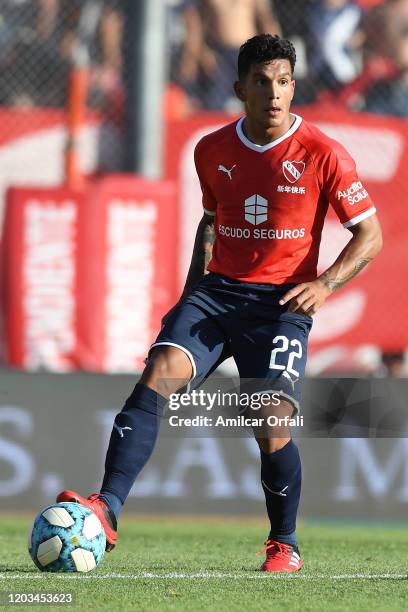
[343,206,376,228]
[204,208,216,216]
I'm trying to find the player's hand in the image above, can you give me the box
[279,280,332,316]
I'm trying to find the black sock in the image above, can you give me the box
[260,439,301,545]
[100,383,166,519]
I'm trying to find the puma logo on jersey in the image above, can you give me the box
[113,422,133,438]
[218,164,236,180]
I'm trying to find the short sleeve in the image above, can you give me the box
[321,141,376,228]
[194,141,217,216]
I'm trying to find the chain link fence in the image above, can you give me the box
[0,1,406,173]
[0,0,123,109]
[167,0,408,115]
[0,0,407,375]
[0,1,406,147]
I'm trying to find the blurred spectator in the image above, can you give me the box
[0,0,37,55]
[273,0,317,105]
[378,351,408,377]
[306,0,363,94]
[59,0,123,113]
[176,0,282,111]
[0,0,68,106]
[355,0,383,6]
[166,0,203,112]
[363,0,408,117]
[331,1,397,109]
[164,0,197,117]
[273,0,310,39]
[0,0,124,112]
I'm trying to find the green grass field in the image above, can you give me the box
[1,516,408,611]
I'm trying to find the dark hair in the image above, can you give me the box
[237,34,296,80]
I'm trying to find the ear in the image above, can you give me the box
[234,80,246,102]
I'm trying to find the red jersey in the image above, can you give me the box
[194,114,376,284]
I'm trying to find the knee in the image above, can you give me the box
[140,346,193,396]
[256,436,291,454]
[148,347,192,379]
[253,399,294,453]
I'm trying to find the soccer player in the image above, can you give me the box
[57,34,382,572]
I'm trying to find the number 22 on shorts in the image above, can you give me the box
[269,335,302,376]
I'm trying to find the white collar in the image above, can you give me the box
[236,113,302,152]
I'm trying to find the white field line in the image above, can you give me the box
[0,572,407,581]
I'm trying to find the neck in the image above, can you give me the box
[243,114,295,146]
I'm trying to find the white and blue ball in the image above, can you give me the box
[28,502,106,572]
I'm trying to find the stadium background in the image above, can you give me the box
[0,0,408,521]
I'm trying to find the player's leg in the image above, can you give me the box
[97,346,192,523]
[251,398,302,572]
[57,299,229,550]
[232,312,311,572]
[56,346,191,550]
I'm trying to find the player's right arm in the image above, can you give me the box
[187,137,218,293]
[182,212,215,296]
[161,138,217,326]
[161,213,215,326]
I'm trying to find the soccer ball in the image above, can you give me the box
[28,502,106,572]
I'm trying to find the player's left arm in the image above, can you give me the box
[279,213,383,315]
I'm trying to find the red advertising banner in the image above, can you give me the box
[165,108,408,370]
[2,108,407,373]
[2,177,177,371]
[79,176,177,371]
[3,187,83,370]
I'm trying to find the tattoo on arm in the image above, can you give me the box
[321,257,372,292]
[203,222,215,271]
[182,216,215,297]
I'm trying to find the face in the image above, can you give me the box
[234,59,295,131]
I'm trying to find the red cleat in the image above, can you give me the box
[56,490,117,552]
[256,540,302,572]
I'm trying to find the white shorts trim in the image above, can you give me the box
[149,342,197,392]
[343,207,376,228]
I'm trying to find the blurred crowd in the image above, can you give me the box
[0,0,408,118]
[167,0,408,117]
[0,0,122,109]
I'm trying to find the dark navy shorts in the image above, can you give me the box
[149,273,313,413]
